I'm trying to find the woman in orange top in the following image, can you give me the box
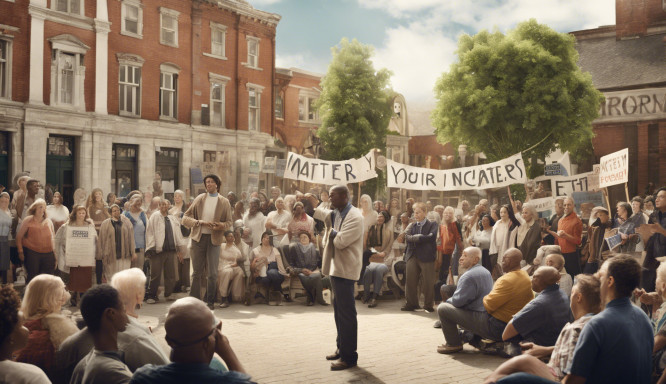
[16,199,55,283]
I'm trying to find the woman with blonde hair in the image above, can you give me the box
[14,274,78,382]
[360,194,378,232]
[85,187,110,232]
[16,199,55,283]
[55,205,97,306]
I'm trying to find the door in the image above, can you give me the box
[46,136,75,208]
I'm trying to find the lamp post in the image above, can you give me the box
[458,144,468,167]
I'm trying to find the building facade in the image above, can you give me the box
[0,0,280,205]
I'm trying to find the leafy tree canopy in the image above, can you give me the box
[431,19,604,177]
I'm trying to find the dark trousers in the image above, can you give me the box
[331,276,357,365]
[255,262,284,291]
[148,251,176,299]
[434,253,452,302]
[95,260,103,284]
[359,250,373,280]
[175,257,191,290]
[481,249,491,272]
[562,250,581,279]
[24,248,55,283]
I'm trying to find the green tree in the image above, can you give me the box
[317,38,393,162]
[432,19,604,178]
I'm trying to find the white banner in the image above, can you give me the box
[65,226,96,267]
[283,150,377,184]
[535,173,592,197]
[599,148,628,188]
[529,197,555,213]
[587,164,601,192]
[386,153,526,191]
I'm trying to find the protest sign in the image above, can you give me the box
[275,159,287,178]
[587,164,601,192]
[386,153,526,191]
[529,197,554,213]
[263,157,276,174]
[283,150,377,184]
[65,227,96,267]
[599,148,628,188]
[535,173,592,197]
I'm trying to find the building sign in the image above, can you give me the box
[596,87,666,123]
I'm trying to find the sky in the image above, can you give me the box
[252,0,616,108]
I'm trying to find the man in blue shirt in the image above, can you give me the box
[502,266,572,347]
[130,297,252,384]
[436,247,494,354]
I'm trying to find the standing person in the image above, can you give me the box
[265,197,290,246]
[319,190,331,210]
[616,201,644,253]
[489,205,520,278]
[314,185,363,371]
[435,206,463,302]
[181,174,232,310]
[217,231,245,308]
[0,192,11,284]
[100,205,136,282]
[11,175,30,215]
[584,206,611,274]
[471,214,494,272]
[169,190,190,294]
[402,202,439,312]
[555,196,583,279]
[47,192,69,235]
[107,193,117,208]
[123,195,147,272]
[86,188,110,232]
[232,201,244,222]
[509,203,541,266]
[16,179,40,224]
[16,199,55,283]
[287,202,315,242]
[55,205,97,307]
[144,198,187,304]
[0,285,51,383]
[241,198,266,250]
[360,194,378,234]
[644,187,666,292]
[544,197,565,245]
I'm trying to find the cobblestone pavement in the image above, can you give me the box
[135,294,505,384]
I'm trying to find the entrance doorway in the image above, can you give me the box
[46,135,75,208]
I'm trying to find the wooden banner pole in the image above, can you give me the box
[624,183,630,202]
[603,187,611,209]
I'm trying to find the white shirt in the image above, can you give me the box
[200,194,218,234]
[243,212,266,249]
[266,209,291,244]
[0,360,51,384]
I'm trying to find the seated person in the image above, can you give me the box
[130,297,252,384]
[361,211,395,308]
[531,245,562,268]
[58,268,169,381]
[640,261,666,383]
[15,275,79,383]
[0,285,51,384]
[498,255,654,384]
[250,231,288,305]
[502,266,573,349]
[484,274,601,383]
[544,253,572,298]
[436,247,494,354]
[287,231,326,306]
[71,285,132,384]
[217,231,245,308]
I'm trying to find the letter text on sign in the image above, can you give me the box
[598,148,629,188]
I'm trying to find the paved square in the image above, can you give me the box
[137,296,505,383]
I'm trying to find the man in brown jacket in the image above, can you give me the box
[99,204,136,283]
[182,174,232,309]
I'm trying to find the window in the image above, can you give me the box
[54,0,82,15]
[246,37,259,68]
[121,0,143,38]
[203,150,216,162]
[210,22,226,58]
[209,73,229,128]
[117,53,144,117]
[49,34,89,109]
[298,93,319,122]
[275,89,283,119]
[247,83,263,131]
[0,39,11,99]
[160,63,180,119]
[159,8,179,47]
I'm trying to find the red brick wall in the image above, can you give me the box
[616,0,666,38]
[276,71,321,149]
[0,0,30,103]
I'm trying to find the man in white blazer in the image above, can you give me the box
[313,185,363,371]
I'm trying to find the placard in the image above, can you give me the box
[275,159,287,178]
[386,153,526,191]
[599,148,628,188]
[263,157,276,174]
[65,226,96,267]
[283,150,377,184]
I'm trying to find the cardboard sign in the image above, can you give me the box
[535,173,592,197]
[283,150,377,184]
[275,159,287,178]
[65,226,96,267]
[263,157,276,174]
[386,153,526,191]
[529,197,555,213]
[599,148,628,188]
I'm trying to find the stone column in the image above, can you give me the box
[28,1,46,105]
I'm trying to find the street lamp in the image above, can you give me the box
[458,144,467,167]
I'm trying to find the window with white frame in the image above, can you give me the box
[210,22,226,58]
[298,93,319,122]
[0,39,11,99]
[247,83,263,131]
[49,34,89,109]
[117,53,144,117]
[159,8,179,47]
[246,36,259,68]
[160,63,180,119]
[121,0,143,38]
[53,0,83,15]
[209,73,229,128]
[274,89,283,119]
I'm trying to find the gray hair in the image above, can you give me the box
[174,190,185,198]
[522,203,538,219]
[464,246,482,261]
[110,268,146,310]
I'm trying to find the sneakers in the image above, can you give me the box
[146,298,158,304]
[433,320,442,328]
[219,301,230,308]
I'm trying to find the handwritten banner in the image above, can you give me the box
[283,150,377,184]
[599,148,628,188]
[65,226,96,267]
[535,173,592,197]
[529,197,555,213]
[387,153,526,191]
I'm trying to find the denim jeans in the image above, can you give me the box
[255,262,284,291]
[362,262,388,299]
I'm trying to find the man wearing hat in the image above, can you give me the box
[584,206,611,274]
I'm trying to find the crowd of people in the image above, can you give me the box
[1,172,666,383]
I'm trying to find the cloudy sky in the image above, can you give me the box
[252,0,615,107]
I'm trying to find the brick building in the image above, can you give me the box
[572,0,666,204]
[0,0,280,205]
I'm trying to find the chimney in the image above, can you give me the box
[615,0,649,39]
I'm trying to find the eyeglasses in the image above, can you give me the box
[166,320,221,348]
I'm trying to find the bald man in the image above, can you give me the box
[130,297,251,384]
[502,266,573,349]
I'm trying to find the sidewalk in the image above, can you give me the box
[139,295,505,383]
